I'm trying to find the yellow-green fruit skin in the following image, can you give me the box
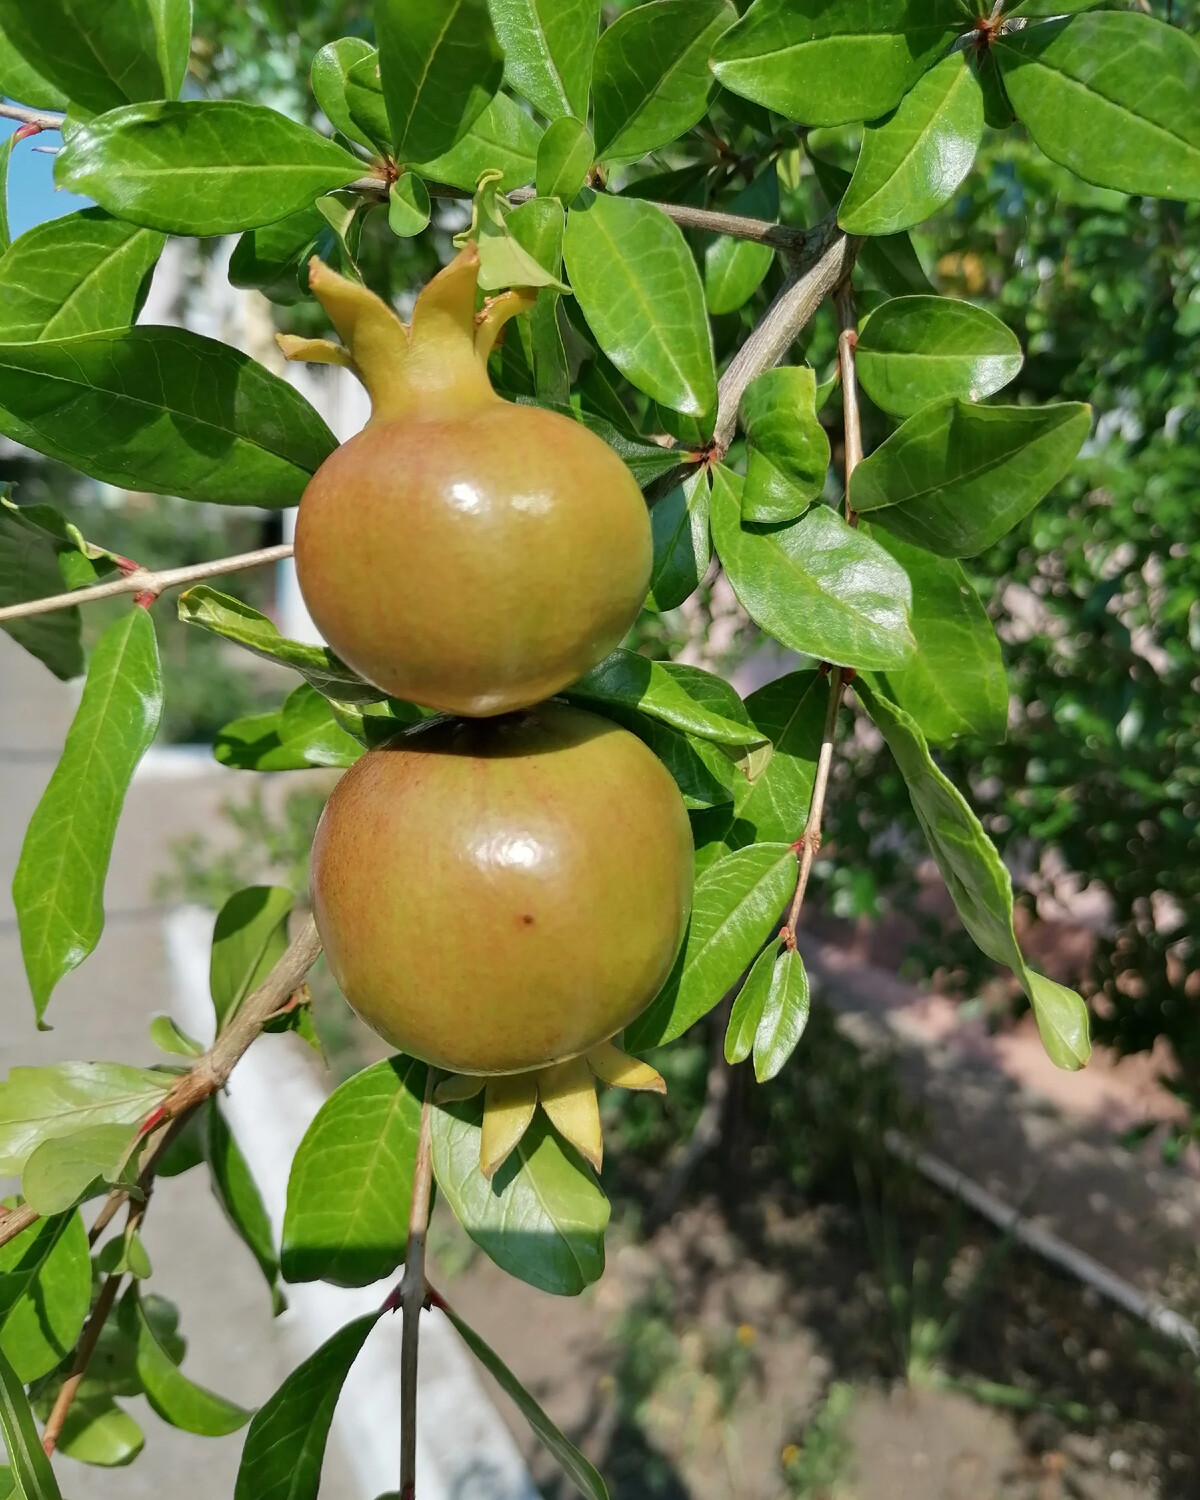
[310,703,693,1076]
[294,402,652,716]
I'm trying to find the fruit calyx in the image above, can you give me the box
[277,244,536,423]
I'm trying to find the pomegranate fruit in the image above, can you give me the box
[310,702,693,1079]
[281,247,652,716]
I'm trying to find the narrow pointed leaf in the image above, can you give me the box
[850,399,1091,557]
[724,943,775,1065]
[566,649,760,747]
[0,0,176,115]
[282,1057,425,1288]
[488,0,598,120]
[0,1209,89,1383]
[739,366,830,524]
[0,1344,63,1500]
[752,947,810,1082]
[855,296,1023,419]
[13,608,162,1022]
[207,1103,283,1313]
[646,467,711,612]
[0,1064,169,1176]
[732,670,827,847]
[121,1288,251,1436]
[377,0,504,163]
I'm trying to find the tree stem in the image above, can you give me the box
[399,1072,436,1500]
[0,102,64,131]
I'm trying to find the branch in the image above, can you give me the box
[712,220,859,454]
[0,543,294,625]
[0,102,64,132]
[399,1074,435,1500]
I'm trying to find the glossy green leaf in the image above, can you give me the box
[0,15,67,110]
[996,12,1200,202]
[431,1102,608,1296]
[207,1103,283,1314]
[608,708,736,809]
[704,167,778,316]
[0,1209,89,1383]
[646,466,711,612]
[751,946,810,1081]
[56,101,363,236]
[388,172,431,237]
[0,0,177,115]
[866,527,1007,746]
[0,501,88,681]
[311,37,377,149]
[377,0,504,163]
[0,327,335,508]
[0,210,163,342]
[0,1344,63,1500]
[234,1313,381,1500]
[564,191,716,416]
[536,116,594,201]
[282,1057,425,1288]
[711,0,964,128]
[471,179,567,293]
[149,1016,203,1058]
[13,609,162,1021]
[710,466,915,670]
[731,670,827,847]
[739,366,830,524]
[22,1122,138,1214]
[215,685,365,772]
[441,1302,608,1499]
[0,1064,169,1176]
[809,150,935,296]
[343,52,394,156]
[855,295,1023,418]
[210,886,294,1033]
[526,290,570,403]
[120,1287,251,1436]
[592,0,735,164]
[488,0,598,120]
[414,90,541,192]
[627,841,798,1049]
[724,944,773,1065]
[857,683,1091,1071]
[566,649,761,747]
[148,0,191,100]
[839,51,983,236]
[45,1389,143,1467]
[95,1224,153,1280]
[178,588,381,701]
[1010,0,1103,12]
[228,206,327,306]
[850,399,1091,557]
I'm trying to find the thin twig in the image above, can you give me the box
[0,542,294,625]
[399,1072,435,1500]
[0,102,64,131]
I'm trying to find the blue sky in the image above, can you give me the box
[3,118,89,238]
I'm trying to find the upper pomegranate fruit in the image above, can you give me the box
[309,702,693,1081]
[281,247,652,716]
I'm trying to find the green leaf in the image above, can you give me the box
[210,886,294,1032]
[178,587,380,700]
[857,683,1091,1070]
[704,167,778,316]
[731,670,827,847]
[627,841,798,1049]
[536,116,594,201]
[148,0,191,101]
[0,327,335,508]
[809,149,935,296]
[592,0,736,165]
[215,685,365,772]
[207,1103,283,1314]
[0,1209,89,1383]
[343,52,394,156]
[228,206,327,307]
[56,101,363,236]
[311,37,378,149]
[646,466,711,612]
[839,51,983,236]
[0,1343,63,1500]
[995,12,1200,202]
[43,1389,143,1467]
[855,295,1023,419]
[739,366,830,524]
[488,0,598,120]
[866,527,1007,746]
[751,946,810,1081]
[0,0,177,115]
[724,944,773,1065]
[711,0,964,128]
[234,1314,381,1500]
[468,177,568,292]
[564,191,716,416]
[0,1064,169,1175]
[377,0,504,163]
[849,399,1091,557]
[710,466,915,670]
[606,709,736,809]
[0,210,163,342]
[22,1122,138,1214]
[120,1287,251,1436]
[431,1102,608,1295]
[282,1057,425,1288]
[0,500,86,681]
[566,649,761,747]
[388,172,431,237]
[149,1016,203,1058]
[13,609,162,1021]
[415,89,542,193]
[441,1302,609,1499]
[0,14,67,110]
